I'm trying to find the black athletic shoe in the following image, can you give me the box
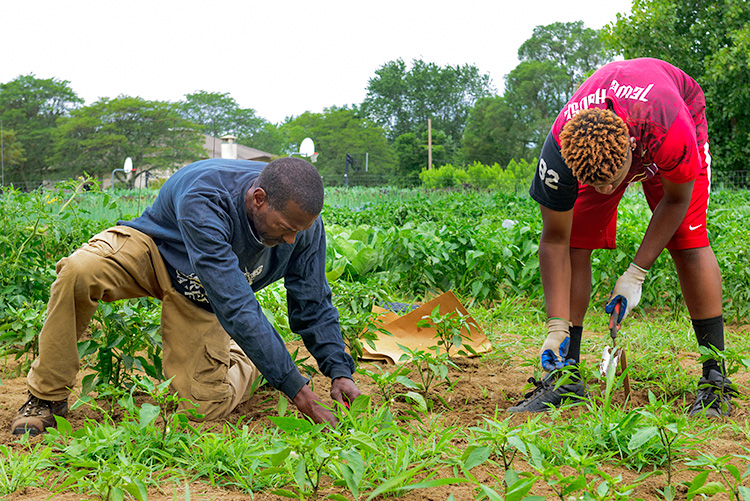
[689,369,738,418]
[507,371,585,413]
[11,392,68,436]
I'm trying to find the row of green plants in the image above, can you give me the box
[322,186,750,322]
[418,159,536,192]
[1,299,749,499]
[2,182,750,375]
[3,365,749,500]
[1,181,749,499]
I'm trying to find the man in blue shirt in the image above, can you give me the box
[12,157,361,435]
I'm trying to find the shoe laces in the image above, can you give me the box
[19,394,53,417]
[522,376,553,400]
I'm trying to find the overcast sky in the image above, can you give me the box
[1,0,632,125]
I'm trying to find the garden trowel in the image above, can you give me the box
[599,300,631,398]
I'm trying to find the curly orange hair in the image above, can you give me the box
[559,108,630,185]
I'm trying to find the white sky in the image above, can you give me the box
[1,0,632,125]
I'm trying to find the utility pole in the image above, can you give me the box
[427,118,432,170]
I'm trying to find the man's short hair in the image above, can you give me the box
[257,157,324,215]
[559,108,630,185]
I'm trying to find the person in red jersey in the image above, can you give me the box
[509,58,737,416]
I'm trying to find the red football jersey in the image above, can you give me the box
[551,58,707,184]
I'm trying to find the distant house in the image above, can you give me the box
[203,134,274,162]
[116,135,276,189]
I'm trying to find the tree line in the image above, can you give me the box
[1,0,747,189]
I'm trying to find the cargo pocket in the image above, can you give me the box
[190,342,233,402]
[81,227,131,257]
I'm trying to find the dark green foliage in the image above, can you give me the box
[518,21,614,96]
[604,0,750,172]
[461,96,531,166]
[50,96,205,184]
[179,90,266,140]
[0,74,83,188]
[78,299,163,393]
[280,106,396,183]
[362,58,494,146]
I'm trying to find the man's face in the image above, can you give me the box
[590,146,633,195]
[249,192,318,247]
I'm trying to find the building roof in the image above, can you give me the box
[202,134,275,162]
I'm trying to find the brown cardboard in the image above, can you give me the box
[361,290,492,364]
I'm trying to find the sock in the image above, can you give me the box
[567,325,583,363]
[692,315,725,377]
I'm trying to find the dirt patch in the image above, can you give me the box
[1,336,748,500]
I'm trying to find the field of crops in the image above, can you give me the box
[0,179,749,500]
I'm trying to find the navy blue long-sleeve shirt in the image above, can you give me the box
[120,159,355,399]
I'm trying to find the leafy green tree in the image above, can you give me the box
[179,90,272,151]
[604,0,750,171]
[51,96,204,185]
[0,128,26,169]
[702,24,750,171]
[519,21,613,94]
[504,60,569,151]
[393,129,450,186]
[0,74,82,187]
[250,122,288,156]
[280,106,395,184]
[460,96,530,167]
[362,59,494,148]
[502,21,613,154]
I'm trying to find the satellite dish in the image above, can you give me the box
[299,138,315,157]
[124,157,134,172]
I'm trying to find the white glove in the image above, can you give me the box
[539,318,573,371]
[605,262,648,322]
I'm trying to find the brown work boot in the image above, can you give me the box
[11,392,68,436]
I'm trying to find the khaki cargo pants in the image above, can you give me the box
[27,226,260,421]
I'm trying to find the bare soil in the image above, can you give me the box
[1,329,748,501]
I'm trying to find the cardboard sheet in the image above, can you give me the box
[361,290,492,364]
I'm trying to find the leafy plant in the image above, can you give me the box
[469,413,531,472]
[267,415,338,500]
[397,344,459,411]
[684,452,750,501]
[78,298,163,393]
[629,391,695,486]
[0,300,46,375]
[358,363,412,407]
[330,278,392,367]
[416,305,478,357]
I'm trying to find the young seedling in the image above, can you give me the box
[629,391,694,487]
[468,412,528,473]
[397,344,458,411]
[267,415,339,500]
[416,305,479,358]
[684,451,750,501]
[357,363,411,408]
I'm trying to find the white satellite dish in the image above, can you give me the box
[123,157,134,172]
[299,138,315,157]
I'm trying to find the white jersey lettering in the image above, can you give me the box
[639,83,654,102]
[538,158,559,190]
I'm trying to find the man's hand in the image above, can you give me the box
[605,262,648,322]
[292,384,337,426]
[330,377,361,409]
[540,318,573,371]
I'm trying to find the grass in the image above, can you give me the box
[2,306,748,500]
[2,184,749,499]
